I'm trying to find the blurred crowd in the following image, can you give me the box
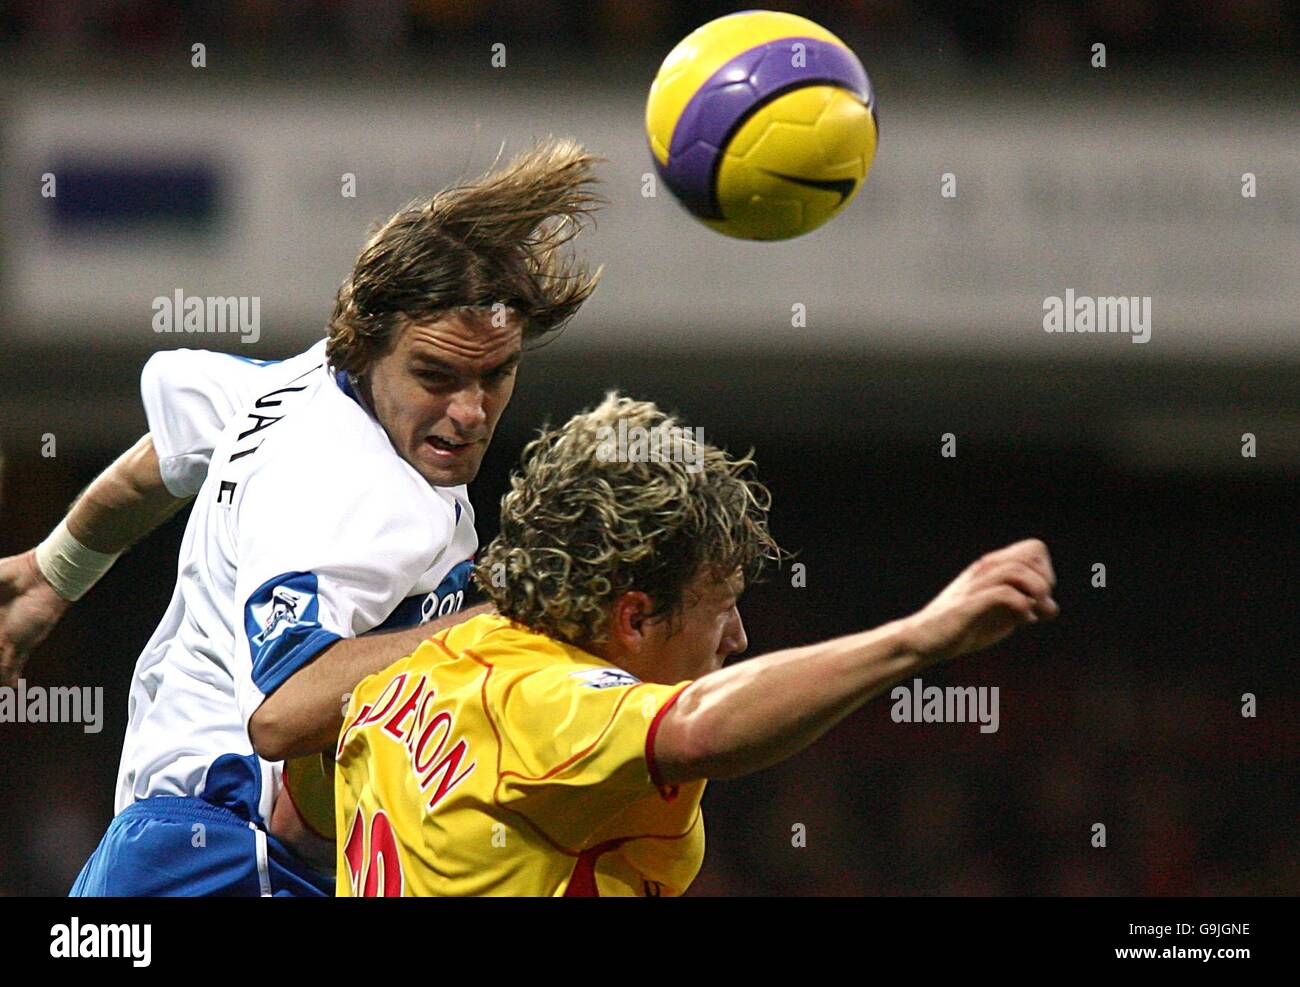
[0,0,1296,63]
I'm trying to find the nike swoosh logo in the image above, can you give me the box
[762,171,859,205]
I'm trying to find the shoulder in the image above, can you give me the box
[140,347,255,407]
[232,380,456,550]
[504,661,647,713]
[235,369,388,479]
[141,341,327,409]
[478,632,649,712]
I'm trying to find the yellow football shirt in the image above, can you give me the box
[334,613,705,896]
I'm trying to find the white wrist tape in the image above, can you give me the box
[34,519,123,602]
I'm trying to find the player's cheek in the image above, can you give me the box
[495,373,518,410]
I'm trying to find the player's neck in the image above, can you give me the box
[588,639,662,685]
[351,372,377,417]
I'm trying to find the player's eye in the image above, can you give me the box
[415,369,453,387]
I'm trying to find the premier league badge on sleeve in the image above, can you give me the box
[246,572,321,649]
[570,667,641,689]
[262,586,303,638]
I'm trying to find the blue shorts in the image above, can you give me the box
[69,796,333,897]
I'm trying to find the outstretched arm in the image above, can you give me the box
[61,434,191,556]
[2,346,283,685]
[0,435,189,685]
[653,539,1059,784]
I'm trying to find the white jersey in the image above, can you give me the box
[140,344,328,498]
[117,345,477,830]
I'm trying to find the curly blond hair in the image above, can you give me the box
[327,137,604,375]
[475,393,786,647]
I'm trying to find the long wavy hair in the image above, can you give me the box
[326,137,604,374]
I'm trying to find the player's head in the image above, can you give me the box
[476,393,785,683]
[326,138,604,487]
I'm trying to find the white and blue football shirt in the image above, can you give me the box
[116,345,477,831]
[140,343,328,498]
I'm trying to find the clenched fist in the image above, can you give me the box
[0,549,71,687]
[901,539,1058,665]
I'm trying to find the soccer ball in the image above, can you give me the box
[646,9,878,241]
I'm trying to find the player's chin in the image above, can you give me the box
[414,440,483,487]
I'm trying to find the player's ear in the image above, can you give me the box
[609,591,653,648]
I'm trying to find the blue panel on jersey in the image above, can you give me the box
[334,369,365,410]
[203,751,265,827]
[244,571,342,695]
[439,558,474,596]
[374,593,428,632]
[374,558,474,632]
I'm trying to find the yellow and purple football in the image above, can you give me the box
[646,9,878,240]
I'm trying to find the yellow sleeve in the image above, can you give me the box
[492,664,692,852]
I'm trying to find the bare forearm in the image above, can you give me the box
[658,619,929,783]
[249,602,493,760]
[67,435,190,553]
[657,539,1060,784]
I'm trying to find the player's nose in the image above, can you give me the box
[721,609,748,658]
[447,383,488,435]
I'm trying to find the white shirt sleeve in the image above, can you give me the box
[140,350,273,498]
[230,447,455,730]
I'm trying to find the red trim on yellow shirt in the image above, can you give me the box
[646,683,693,802]
[563,845,602,896]
[563,838,627,897]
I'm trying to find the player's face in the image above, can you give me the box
[362,312,523,487]
[642,568,748,682]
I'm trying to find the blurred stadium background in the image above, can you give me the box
[0,1,1296,895]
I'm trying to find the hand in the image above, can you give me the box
[901,538,1058,665]
[0,549,72,686]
